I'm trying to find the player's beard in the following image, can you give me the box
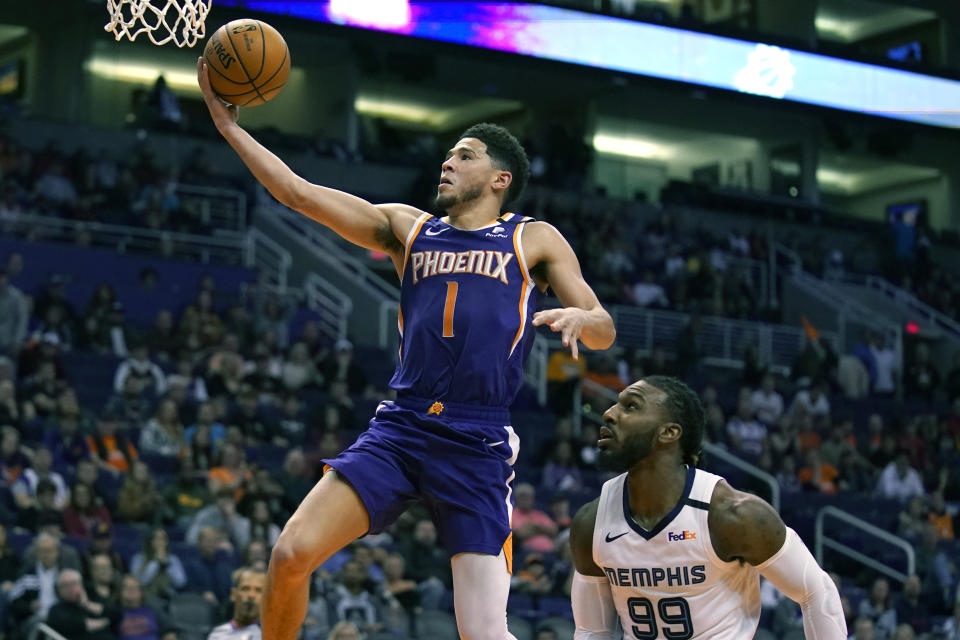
[597,429,655,473]
[435,185,483,212]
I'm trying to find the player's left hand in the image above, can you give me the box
[533,307,588,359]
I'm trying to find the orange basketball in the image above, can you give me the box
[202,19,290,107]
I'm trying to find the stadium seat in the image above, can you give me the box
[168,592,218,640]
[416,609,459,639]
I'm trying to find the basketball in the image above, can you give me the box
[202,19,290,107]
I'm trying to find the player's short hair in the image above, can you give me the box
[459,123,530,205]
[644,375,705,467]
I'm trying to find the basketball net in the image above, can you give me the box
[104,0,211,48]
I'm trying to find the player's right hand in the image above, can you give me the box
[197,57,239,129]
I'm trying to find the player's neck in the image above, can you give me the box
[443,200,503,230]
[625,458,688,529]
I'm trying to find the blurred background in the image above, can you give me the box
[0,0,958,638]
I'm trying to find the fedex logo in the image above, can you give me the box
[667,530,696,541]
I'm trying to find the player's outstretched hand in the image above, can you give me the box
[197,57,239,130]
[533,307,588,359]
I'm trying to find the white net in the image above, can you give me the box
[104,0,211,48]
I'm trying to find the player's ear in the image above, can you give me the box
[659,422,682,444]
[491,170,512,193]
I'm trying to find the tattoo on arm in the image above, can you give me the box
[374,223,403,254]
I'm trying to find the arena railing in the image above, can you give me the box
[815,505,915,584]
[573,379,779,510]
[176,184,248,232]
[304,273,354,342]
[28,623,69,640]
[3,212,290,290]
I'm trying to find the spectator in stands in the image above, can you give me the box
[776,456,802,494]
[798,448,838,494]
[382,552,419,621]
[33,161,78,210]
[44,387,94,470]
[852,617,875,640]
[74,458,112,508]
[104,371,154,431]
[46,567,120,640]
[85,522,126,576]
[643,345,675,377]
[915,522,956,612]
[540,440,583,493]
[274,392,307,447]
[117,459,161,524]
[546,348,586,416]
[145,310,179,365]
[185,402,226,459]
[626,270,669,308]
[876,452,925,503]
[86,407,138,475]
[8,533,66,630]
[206,351,246,401]
[131,527,187,601]
[821,425,857,469]
[183,526,236,605]
[871,335,898,397]
[859,577,898,640]
[790,379,831,424]
[277,449,313,518]
[401,519,449,609]
[81,284,118,351]
[17,330,67,383]
[114,341,167,398]
[895,575,931,634]
[87,552,120,605]
[751,373,783,426]
[512,483,558,553]
[904,343,940,403]
[322,339,368,395]
[208,442,250,499]
[139,398,186,459]
[512,554,552,596]
[329,559,386,636]
[187,488,251,551]
[281,342,322,392]
[15,478,63,532]
[726,388,766,460]
[167,351,209,405]
[0,269,28,358]
[118,573,177,640]
[161,453,210,527]
[0,378,21,432]
[12,445,68,510]
[897,496,928,541]
[228,385,271,445]
[183,290,223,348]
[248,498,280,546]
[836,449,875,493]
[0,523,20,591]
[0,425,30,487]
[938,601,960,640]
[928,490,955,540]
[326,621,361,640]
[21,359,66,419]
[243,540,269,573]
[64,481,112,538]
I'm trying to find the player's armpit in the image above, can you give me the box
[569,499,603,577]
[756,528,847,639]
[572,572,619,640]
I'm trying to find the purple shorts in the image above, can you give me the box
[323,396,518,562]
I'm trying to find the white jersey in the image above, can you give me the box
[592,467,761,640]
[207,621,262,640]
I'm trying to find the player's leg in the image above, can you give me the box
[263,470,369,640]
[451,551,518,640]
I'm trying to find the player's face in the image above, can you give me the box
[435,138,501,212]
[597,381,671,472]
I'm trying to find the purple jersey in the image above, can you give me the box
[389,212,538,408]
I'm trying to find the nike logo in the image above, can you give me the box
[425,227,448,236]
[605,531,629,543]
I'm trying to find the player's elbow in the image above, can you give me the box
[584,314,616,350]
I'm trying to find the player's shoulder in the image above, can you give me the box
[707,480,786,564]
[569,497,602,575]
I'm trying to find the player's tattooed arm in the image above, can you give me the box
[707,481,786,566]
[569,498,604,577]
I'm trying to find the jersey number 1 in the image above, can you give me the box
[627,596,693,640]
[443,282,458,338]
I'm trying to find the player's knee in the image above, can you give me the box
[270,525,322,578]
[457,613,508,640]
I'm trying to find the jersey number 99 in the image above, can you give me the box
[627,596,693,640]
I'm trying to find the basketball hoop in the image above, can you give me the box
[104,0,211,48]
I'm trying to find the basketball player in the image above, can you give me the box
[569,376,846,639]
[197,59,615,640]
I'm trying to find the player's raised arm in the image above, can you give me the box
[569,500,619,640]
[197,58,419,257]
[524,222,615,359]
[708,482,847,639]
